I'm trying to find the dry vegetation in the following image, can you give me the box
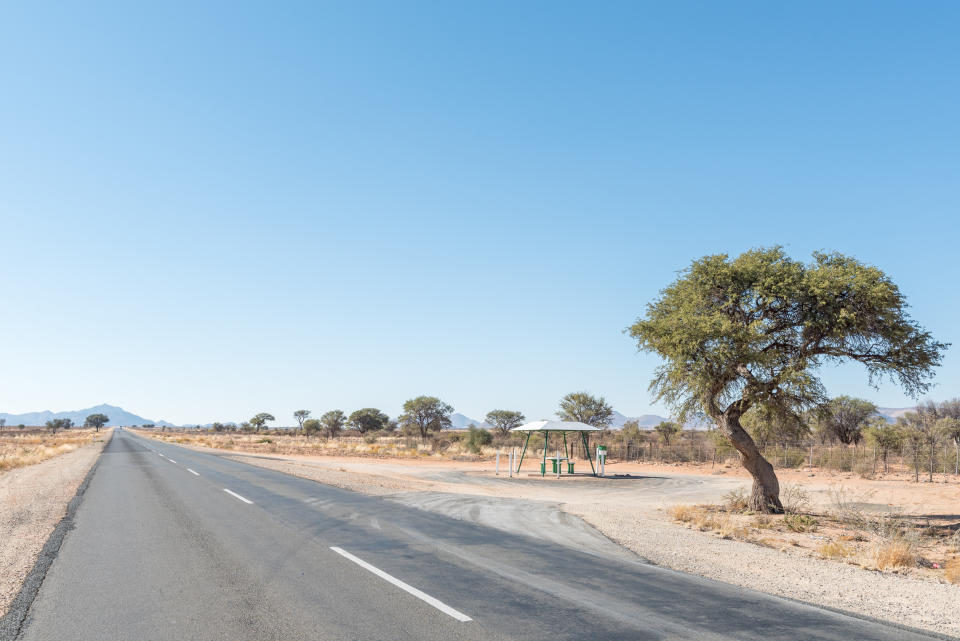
[668,483,960,584]
[134,428,513,460]
[0,429,100,473]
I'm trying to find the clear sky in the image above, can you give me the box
[0,2,957,425]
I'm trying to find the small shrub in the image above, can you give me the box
[872,540,916,570]
[945,557,960,584]
[256,437,273,444]
[723,488,749,512]
[780,483,810,514]
[783,514,818,533]
[464,426,492,454]
[668,504,699,523]
[817,541,852,559]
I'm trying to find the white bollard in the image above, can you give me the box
[508,448,513,477]
[496,450,500,475]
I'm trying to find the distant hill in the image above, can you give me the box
[876,407,915,422]
[449,413,491,429]
[0,404,174,427]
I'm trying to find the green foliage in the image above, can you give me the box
[814,396,876,445]
[348,408,390,434]
[320,410,347,437]
[783,514,818,532]
[464,426,493,454]
[302,418,322,435]
[484,409,526,437]
[556,392,613,427]
[627,248,946,424]
[293,409,311,431]
[210,422,226,432]
[249,413,275,432]
[654,421,681,445]
[84,413,110,431]
[741,404,809,447]
[45,418,73,433]
[399,396,453,441]
[621,419,643,442]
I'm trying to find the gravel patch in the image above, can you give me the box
[0,438,107,617]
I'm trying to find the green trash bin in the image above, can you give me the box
[567,461,575,474]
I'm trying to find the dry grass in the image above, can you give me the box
[945,557,960,584]
[0,431,98,473]
[872,540,917,570]
[668,504,746,539]
[817,541,852,559]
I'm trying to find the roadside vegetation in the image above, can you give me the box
[0,429,102,473]
[668,482,960,585]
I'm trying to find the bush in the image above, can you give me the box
[945,558,960,584]
[723,488,749,512]
[464,426,492,454]
[783,514,818,532]
[780,483,810,514]
[872,540,916,570]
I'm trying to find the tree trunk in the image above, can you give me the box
[720,413,783,513]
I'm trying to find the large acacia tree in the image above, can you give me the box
[628,248,945,512]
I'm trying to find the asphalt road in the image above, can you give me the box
[13,430,944,640]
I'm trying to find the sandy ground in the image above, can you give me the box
[0,435,108,617]
[180,446,960,638]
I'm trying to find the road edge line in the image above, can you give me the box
[0,438,109,641]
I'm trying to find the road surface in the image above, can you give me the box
[12,430,944,640]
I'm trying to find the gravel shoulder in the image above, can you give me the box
[196,447,960,639]
[0,435,108,617]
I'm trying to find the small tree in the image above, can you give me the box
[814,396,876,445]
[210,422,226,432]
[485,410,526,437]
[465,426,493,454]
[46,418,73,433]
[863,418,903,474]
[293,410,311,433]
[654,421,681,445]
[320,410,347,437]
[249,413,275,433]
[0,418,5,430]
[556,392,613,428]
[939,398,960,475]
[899,410,940,482]
[399,396,453,442]
[84,413,110,432]
[348,408,390,434]
[302,418,322,435]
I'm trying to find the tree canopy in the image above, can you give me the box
[320,410,347,437]
[814,396,876,445]
[556,392,613,428]
[348,408,390,434]
[484,409,526,436]
[293,410,311,432]
[84,413,110,432]
[249,413,275,432]
[628,247,946,511]
[399,396,453,441]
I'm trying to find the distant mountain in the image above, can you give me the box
[0,404,172,427]
[449,413,491,429]
[609,411,669,429]
[876,407,915,422]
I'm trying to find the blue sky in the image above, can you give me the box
[0,2,957,425]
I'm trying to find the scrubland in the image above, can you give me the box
[0,429,101,473]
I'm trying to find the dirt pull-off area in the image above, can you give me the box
[0,434,108,617]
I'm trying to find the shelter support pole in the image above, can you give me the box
[581,431,596,476]
[542,431,548,477]
[562,432,569,460]
[516,432,531,474]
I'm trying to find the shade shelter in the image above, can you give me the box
[511,421,602,476]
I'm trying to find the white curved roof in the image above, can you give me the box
[511,420,603,432]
